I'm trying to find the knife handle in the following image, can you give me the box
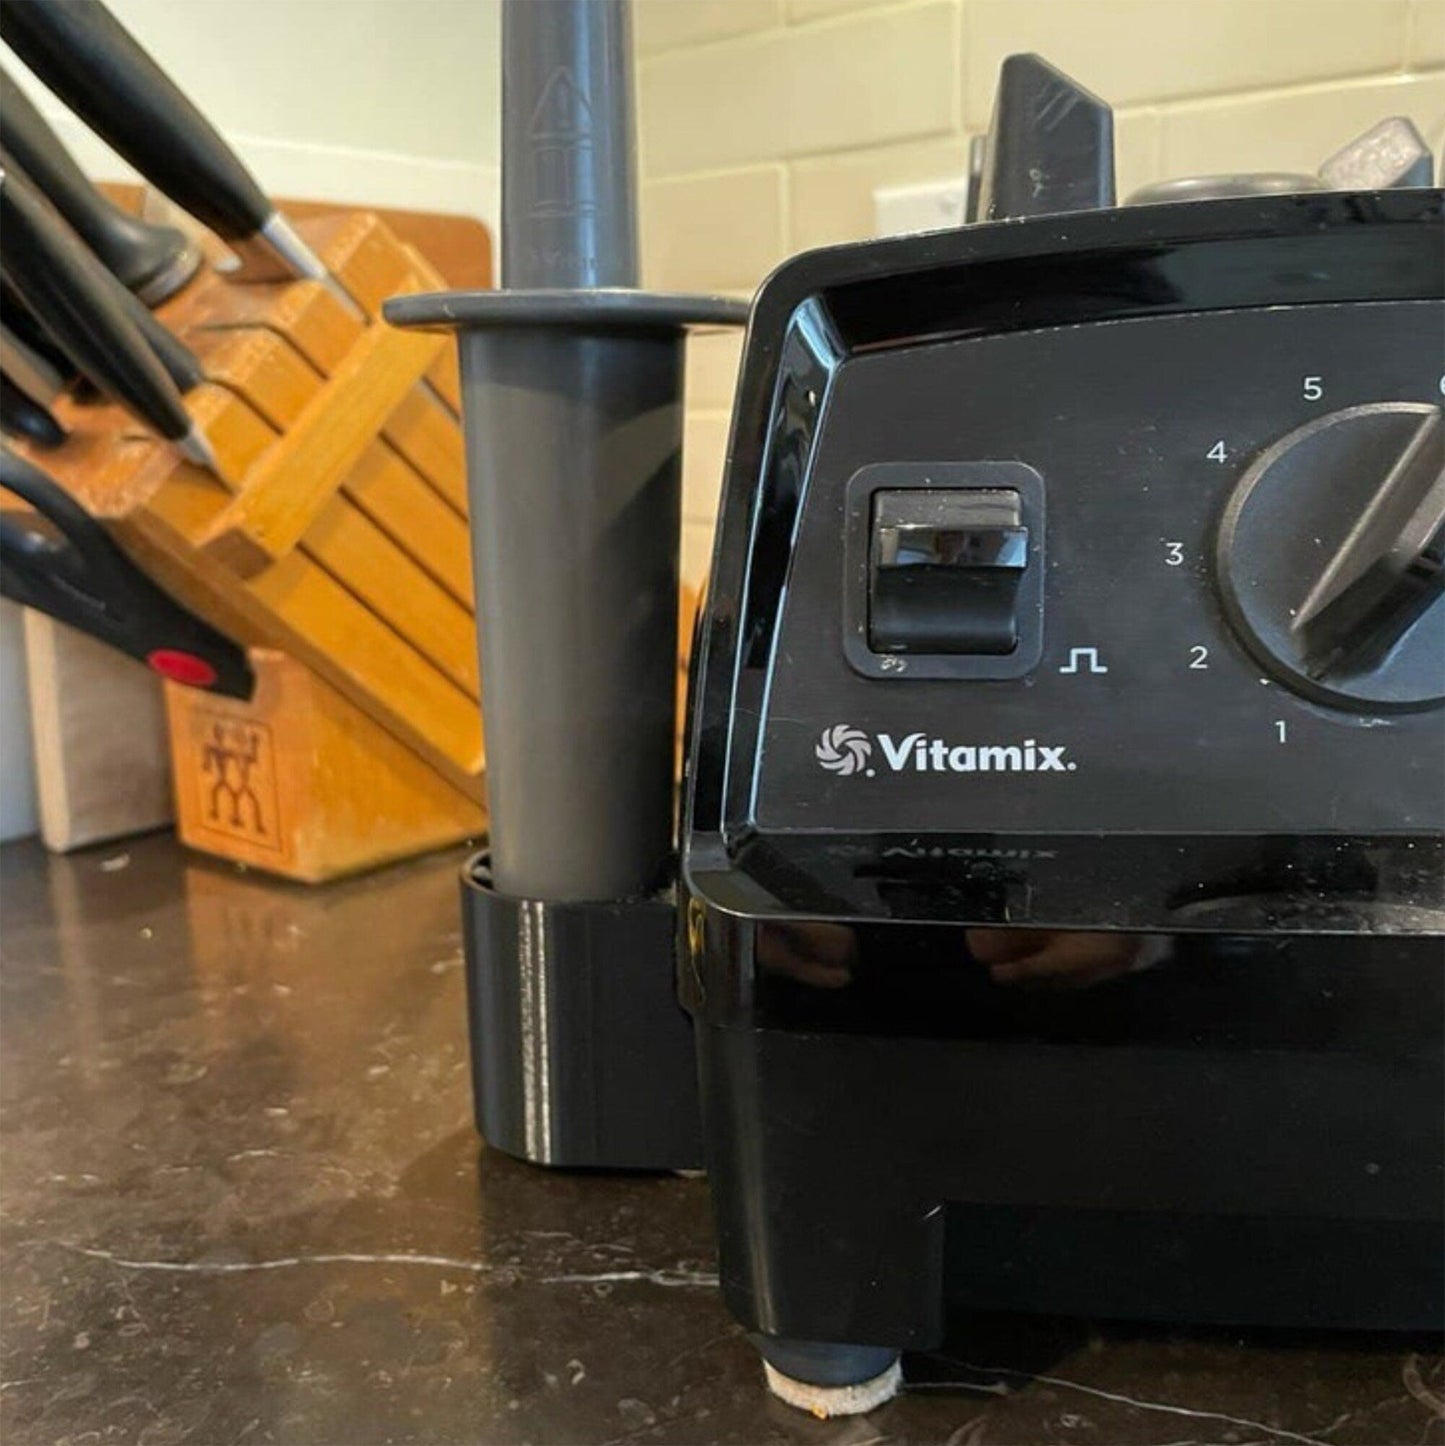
[0,445,254,698]
[0,160,212,467]
[0,371,66,447]
[2,236,200,395]
[1,0,273,243]
[0,155,205,395]
[1,278,78,383]
[0,62,199,304]
[113,269,206,394]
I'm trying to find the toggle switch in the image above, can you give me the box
[868,488,1029,654]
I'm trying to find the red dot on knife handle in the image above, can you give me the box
[147,648,217,688]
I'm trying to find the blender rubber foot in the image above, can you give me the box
[754,1337,903,1417]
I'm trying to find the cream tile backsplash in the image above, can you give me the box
[641,1,959,174]
[644,0,1444,585]
[962,0,1411,117]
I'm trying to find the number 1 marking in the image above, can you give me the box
[1275,720,1288,743]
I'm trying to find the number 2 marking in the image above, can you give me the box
[1189,645,1209,669]
[1164,541,1184,566]
[1275,720,1288,743]
[1207,440,1228,463]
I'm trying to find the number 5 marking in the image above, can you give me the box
[1303,376,1324,401]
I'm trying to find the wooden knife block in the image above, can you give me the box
[13,209,488,878]
[164,649,481,882]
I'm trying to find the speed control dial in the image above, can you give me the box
[1217,402,1445,713]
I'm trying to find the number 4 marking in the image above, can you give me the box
[1207,440,1228,463]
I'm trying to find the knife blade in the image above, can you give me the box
[1,0,355,309]
[1,370,66,447]
[0,159,218,473]
[0,60,200,303]
[0,444,253,697]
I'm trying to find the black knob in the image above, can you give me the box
[1216,403,1444,713]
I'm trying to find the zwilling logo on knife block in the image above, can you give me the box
[184,712,284,856]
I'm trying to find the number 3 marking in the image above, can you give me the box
[1164,541,1184,566]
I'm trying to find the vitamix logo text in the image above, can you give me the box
[815,727,1075,778]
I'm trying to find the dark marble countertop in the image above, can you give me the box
[2,834,1440,1446]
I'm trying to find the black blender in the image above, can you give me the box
[391,15,1444,1416]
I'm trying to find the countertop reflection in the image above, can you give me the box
[2,835,1438,1445]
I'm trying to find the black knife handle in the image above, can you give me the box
[0,152,206,395]
[1,278,78,382]
[0,371,66,447]
[113,269,206,394]
[2,232,202,395]
[0,445,254,697]
[0,62,198,302]
[0,0,272,242]
[0,160,195,445]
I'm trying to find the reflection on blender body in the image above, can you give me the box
[757,921,1162,992]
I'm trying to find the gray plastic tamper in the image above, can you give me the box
[388,0,744,904]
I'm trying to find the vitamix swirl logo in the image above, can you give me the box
[815,724,873,776]
[815,726,1075,778]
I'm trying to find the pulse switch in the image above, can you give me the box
[868,488,1028,655]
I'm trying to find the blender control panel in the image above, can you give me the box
[755,299,1444,835]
